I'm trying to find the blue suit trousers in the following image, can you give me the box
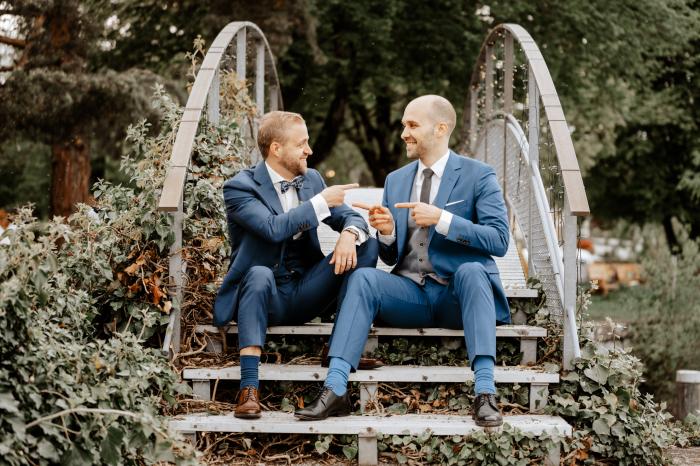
[328,263,497,368]
[235,238,379,349]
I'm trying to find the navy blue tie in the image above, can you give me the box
[280,176,304,193]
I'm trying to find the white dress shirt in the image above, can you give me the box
[265,163,366,243]
[378,150,453,245]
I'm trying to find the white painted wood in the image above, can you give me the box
[236,28,246,79]
[206,68,220,125]
[182,364,559,384]
[192,380,211,402]
[520,338,537,365]
[529,383,549,413]
[358,433,378,466]
[562,202,580,369]
[196,323,546,338]
[677,370,700,383]
[169,412,573,437]
[255,40,265,115]
[545,446,561,466]
[360,383,378,414]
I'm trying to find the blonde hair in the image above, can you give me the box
[257,111,305,159]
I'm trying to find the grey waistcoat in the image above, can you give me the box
[394,184,448,286]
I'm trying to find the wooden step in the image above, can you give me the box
[183,364,556,413]
[196,323,546,338]
[170,412,570,465]
[183,364,558,384]
[196,323,544,365]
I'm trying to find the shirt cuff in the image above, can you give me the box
[310,193,331,222]
[343,226,367,245]
[377,227,396,245]
[435,210,453,236]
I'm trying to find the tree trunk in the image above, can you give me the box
[50,135,90,217]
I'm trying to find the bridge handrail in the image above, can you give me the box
[158,21,282,212]
[157,22,282,357]
[465,23,589,217]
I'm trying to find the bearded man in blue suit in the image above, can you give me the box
[214,111,378,419]
[296,95,510,427]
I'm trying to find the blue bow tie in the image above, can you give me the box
[279,176,304,193]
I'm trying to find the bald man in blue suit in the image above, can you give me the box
[296,95,510,427]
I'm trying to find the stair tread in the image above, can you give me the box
[170,412,572,436]
[183,364,559,383]
[196,323,546,338]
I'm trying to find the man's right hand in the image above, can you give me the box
[321,183,359,208]
[353,202,394,236]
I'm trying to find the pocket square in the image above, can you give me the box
[445,200,466,207]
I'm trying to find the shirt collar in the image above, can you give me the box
[265,161,287,186]
[418,149,450,180]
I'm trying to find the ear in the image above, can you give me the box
[435,122,449,138]
[269,141,282,158]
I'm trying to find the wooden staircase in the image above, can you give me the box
[157,22,591,466]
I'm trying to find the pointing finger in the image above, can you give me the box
[352,202,373,211]
[395,202,417,209]
[337,183,360,190]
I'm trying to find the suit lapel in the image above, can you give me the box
[428,151,461,244]
[396,162,418,256]
[253,162,284,215]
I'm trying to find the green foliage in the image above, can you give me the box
[554,342,683,465]
[627,228,700,404]
[0,209,195,465]
[0,82,248,464]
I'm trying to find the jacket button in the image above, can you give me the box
[419,258,423,262]
[419,242,424,247]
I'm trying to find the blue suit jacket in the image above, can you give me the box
[213,162,369,326]
[379,151,512,324]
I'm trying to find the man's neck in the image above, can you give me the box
[420,146,449,168]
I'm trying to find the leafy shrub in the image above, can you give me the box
[627,228,700,406]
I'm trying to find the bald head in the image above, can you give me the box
[407,95,457,136]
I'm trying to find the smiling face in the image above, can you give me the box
[401,100,437,160]
[274,121,312,177]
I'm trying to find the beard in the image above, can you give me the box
[406,140,427,159]
[281,155,307,176]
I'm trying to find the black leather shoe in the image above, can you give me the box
[473,393,503,427]
[295,386,351,421]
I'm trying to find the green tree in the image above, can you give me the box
[0,0,167,216]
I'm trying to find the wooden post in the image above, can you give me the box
[236,27,247,79]
[676,370,700,420]
[562,201,580,369]
[207,68,220,125]
[168,199,184,356]
[358,430,378,466]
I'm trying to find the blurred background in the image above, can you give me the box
[1,0,699,404]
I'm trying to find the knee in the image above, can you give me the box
[242,266,275,292]
[454,262,487,284]
[348,267,379,291]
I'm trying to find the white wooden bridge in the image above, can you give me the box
[157,21,590,465]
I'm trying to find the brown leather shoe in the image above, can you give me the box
[320,344,384,370]
[234,386,261,419]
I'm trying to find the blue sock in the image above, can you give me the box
[240,355,260,390]
[325,357,351,396]
[473,355,496,395]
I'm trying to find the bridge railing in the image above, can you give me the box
[158,22,282,357]
[464,24,590,369]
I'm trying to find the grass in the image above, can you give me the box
[585,285,653,323]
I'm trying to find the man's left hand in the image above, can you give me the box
[395,202,442,227]
[330,230,358,275]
